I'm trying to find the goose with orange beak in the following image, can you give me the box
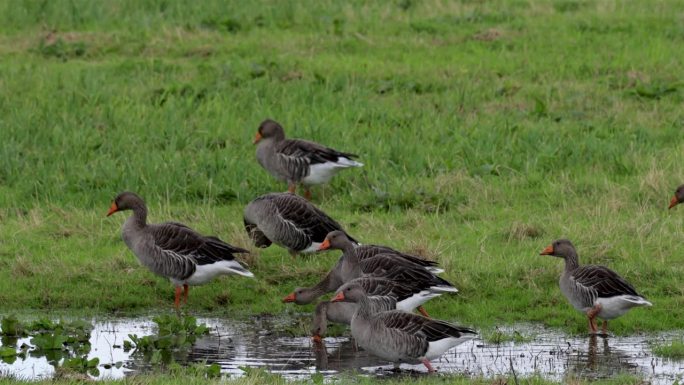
[253,119,363,200]
[107,191,254,310]
[308,276,456,341]
[330,284,476,373]
[540,239,651,334]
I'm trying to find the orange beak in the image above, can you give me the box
[106,202,118,217]
[317,239,331,251]
[540,245,554,256]
[312,334,322,343]
[253,132,262,144]
[669,196,679,209]
[331,292,345,302]
[282,292,296,303]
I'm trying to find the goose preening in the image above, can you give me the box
[331,284,477,373]
[107,192,254,309]
[310,277,458,340]
[243,193,357,255]
[253,119,363,200]
[668,184,684,209]
[540,239,652,334]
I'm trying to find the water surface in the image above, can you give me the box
[0,315,682,384]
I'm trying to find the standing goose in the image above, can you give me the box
[310,277,457,341]
[107,192,254,309]
[244,193,357,255]
[668,184,684,209]
[253,119,363,200]
[332,284,477,373]
[540,239,652,334]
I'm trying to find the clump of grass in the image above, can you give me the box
[483,328,534,344]
[652,340,684,359]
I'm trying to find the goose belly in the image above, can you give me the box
[177,260,254,286]
[396,291,440,312]
[301,162,345,185]
[424,336,475,360]
[595,295,651,320]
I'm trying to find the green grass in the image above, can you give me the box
[0,0,683,362]
[0,368,649,385]
[652,339,684,359]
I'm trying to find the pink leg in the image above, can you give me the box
[287,183,296,194]
[421,358,435,373]
[183,284,189,304]
[586,304,603,334]
[174,286,182,310]
[417,306,430,318]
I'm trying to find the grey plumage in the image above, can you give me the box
[311,295,396,338]
[253,119,362,197]
[320,231,454,292]
[333,284,476,372]
[108,192,254,307]
[312,276,455,338]
[541,239,651,333]
[243,193,356,254]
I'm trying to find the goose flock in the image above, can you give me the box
[105,118,664,373]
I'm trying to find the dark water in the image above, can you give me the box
[1,316,682,383]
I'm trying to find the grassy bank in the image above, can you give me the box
[0,0,683,342]
[0,368,648,385]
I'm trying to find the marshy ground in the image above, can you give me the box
[1,315,682,384]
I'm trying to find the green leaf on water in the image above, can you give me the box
[206,363,221,378]
[0,346,17,357]
[31,333,67,350]
[87,357,99,368]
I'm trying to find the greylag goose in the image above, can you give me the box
[540,239,652,334]
[107,192,254,309]
[311,277,457,341]
[668,184,684,209]
[311,296,395,342]
[283,265,457,318]
[243,193,357,255]
[355,246,442,273]
[253,119,363,200]
[318,231,444,282]
[332,284,477,373]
